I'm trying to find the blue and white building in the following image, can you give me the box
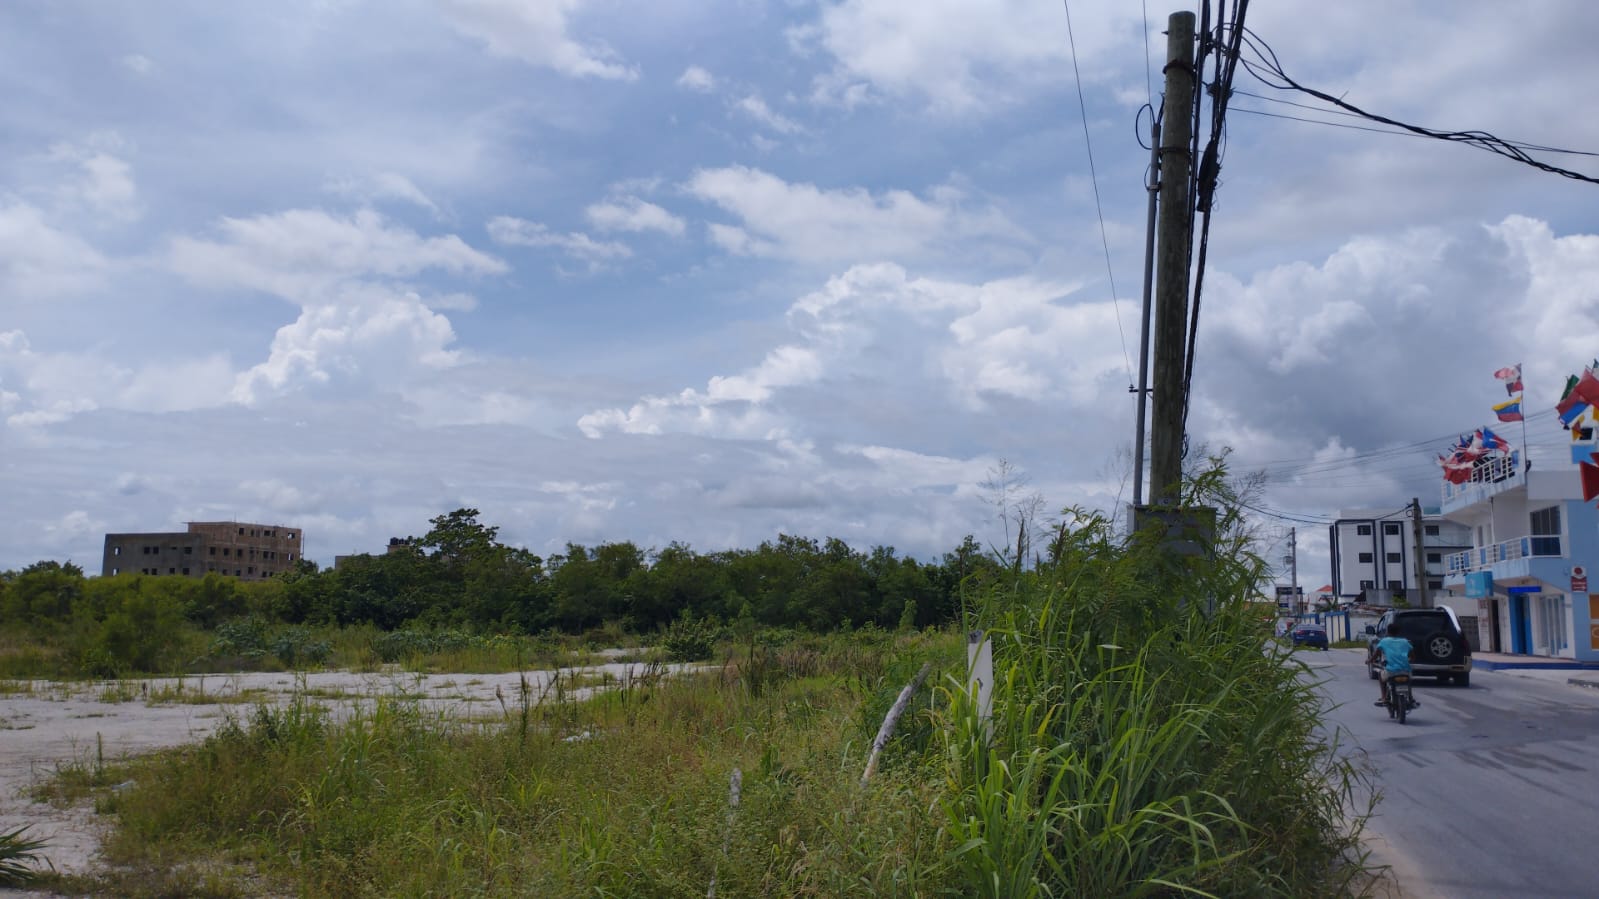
[1440,435,1599,660]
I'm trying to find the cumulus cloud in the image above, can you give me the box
[686,166,1027,264]
[584,196,685,236]
[168,209,505,403]
[0,201,107,297]
[577,262,1104,440]
[0,329,236,426]
[733,95,803,134]
[439,0,637,80]
[794,0,1140,112]
[677,65,715,92]
[121,53,153,74]
[171,208,505,299]
[487,215,631,268]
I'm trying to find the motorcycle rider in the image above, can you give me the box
[1372,623,1414,706]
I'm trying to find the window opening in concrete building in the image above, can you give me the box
[1387,580,1403,590]
[1530,506,1562,556]
[1425,525,1439,536]
[1357,525,1371,536]
[1360,579,1375,589]
[112,546,120,556]
[1386,552,1401,563]
[1427,552,1441,563]
[1384,523,1401,536]
[1359,552,1373,563]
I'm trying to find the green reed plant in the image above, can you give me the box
[939,460,1374,898]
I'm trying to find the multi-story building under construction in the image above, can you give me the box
[101,521,304,581]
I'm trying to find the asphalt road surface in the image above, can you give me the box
[1307,648,1599,899]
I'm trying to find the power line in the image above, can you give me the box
[1182,0,1252,435]
[1062,0,1135,389]
[1236,27,1599,186]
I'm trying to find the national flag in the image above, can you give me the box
[1560,374,1580,401]
[1494,363,1523,395]
[1478,427,1510,453]
[1557,391,1590,427]
[1573,368,1599,407]
[1492,396,1524,422]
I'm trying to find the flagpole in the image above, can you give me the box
[1520,399,1530,471]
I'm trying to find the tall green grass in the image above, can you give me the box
[83,630,962,897]
[938,475,1372,897]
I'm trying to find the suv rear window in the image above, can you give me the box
[1389,611,1455,637]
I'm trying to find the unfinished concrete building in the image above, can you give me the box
[102,522,303,581]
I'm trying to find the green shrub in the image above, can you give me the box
[659,615,717,662]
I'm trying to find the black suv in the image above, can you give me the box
[1365,608,1473,686]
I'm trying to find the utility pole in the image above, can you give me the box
[1289,527,1299,613]
[1410,497,1431,608]
[1148,11,1197,505]
[1130,109,1162,509]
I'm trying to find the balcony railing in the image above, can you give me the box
[1441,453,1523,508]
[1445,535,1563,574]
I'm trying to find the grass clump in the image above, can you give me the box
[938,465,1372,898]
[0,826,49,886]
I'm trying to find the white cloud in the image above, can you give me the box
[685,166,1027,264]
[733,95,803,134]
[584,196,685,236]
[171,208,506,299]
[795,0,1139,112]
[487,215,631,268]
[48,136,140,220]
[232,286,462,404]
[677,65,715,92]
[578,262,1106,440]
[327,172,441,216]
[439,0,637,80]
[0,329,236,425]
[0,201,107,297]
[168,210,504,403]
[121,54,153,74]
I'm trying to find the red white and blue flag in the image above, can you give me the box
[1494,363,1523,395]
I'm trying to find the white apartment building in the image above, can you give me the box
[1328,507,1471,606]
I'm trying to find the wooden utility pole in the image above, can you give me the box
[1148,11,1197,504]
[1410,497,1431,608]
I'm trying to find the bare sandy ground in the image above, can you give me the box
[0,657,678,884]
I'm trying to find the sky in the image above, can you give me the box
[4,1,1599,591]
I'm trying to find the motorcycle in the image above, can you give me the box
[1384,673,1418,724]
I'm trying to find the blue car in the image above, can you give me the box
[1290,624,1329,650]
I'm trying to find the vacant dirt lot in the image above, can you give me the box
[0,659,666,882]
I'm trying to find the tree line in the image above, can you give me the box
[1,508,1011,641]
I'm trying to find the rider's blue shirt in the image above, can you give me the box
[1376,636,1413,674]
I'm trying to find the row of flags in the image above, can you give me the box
[1438,426,1514,484]
[1556,362,1599,429]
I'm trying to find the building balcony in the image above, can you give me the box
[1440,454,1524,515]
[1443,535,1563,583]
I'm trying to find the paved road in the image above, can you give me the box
[1308,648,1599,898]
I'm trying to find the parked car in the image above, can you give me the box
[1365,608,1473,686]
[1290,623,1329,650]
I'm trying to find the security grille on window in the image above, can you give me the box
[1356,525,1372,536]
[1384,523,1401,536]
[1359,552,1373,563]
[1386,552,1401,563]
[1425,525,1439,536]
